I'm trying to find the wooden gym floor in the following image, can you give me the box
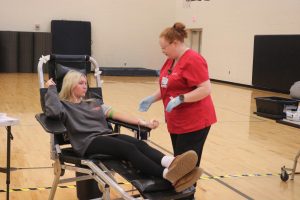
[0,73,299,200]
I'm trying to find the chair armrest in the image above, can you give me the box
[107,118,151,140]
[35,113,67,134]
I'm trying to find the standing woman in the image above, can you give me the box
[139,22,217,194]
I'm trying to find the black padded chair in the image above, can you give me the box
[35,54,195,200]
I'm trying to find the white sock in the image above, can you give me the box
[163,168,169,179]
[161,155,175,168]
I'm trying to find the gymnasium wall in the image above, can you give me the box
[1,0,300,86]
[175,0,300,85]
[0,0,174,70]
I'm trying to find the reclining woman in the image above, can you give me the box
[44,70,202,192]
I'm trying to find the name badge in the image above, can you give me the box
[161,77,168,88]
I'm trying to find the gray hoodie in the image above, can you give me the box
[45,86,112,156]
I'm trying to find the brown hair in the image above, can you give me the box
[160,22,187,43]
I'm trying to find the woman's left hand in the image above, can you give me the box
[45,78,56,88]
[166,96,182,112]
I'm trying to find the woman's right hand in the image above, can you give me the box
[139,95,155,112]
[45,78,56,88]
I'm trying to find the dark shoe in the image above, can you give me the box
[165,150,198,184]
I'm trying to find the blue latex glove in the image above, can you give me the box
[139,96,155,112]
[166,96,182,112]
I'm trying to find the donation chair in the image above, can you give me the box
[35,54,195,200]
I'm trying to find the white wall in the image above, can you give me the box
[176,0,300,85]
[0,0,175,69]
[1,0,300,85]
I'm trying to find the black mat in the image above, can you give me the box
[51,20,91,55]
[101,67,159,76]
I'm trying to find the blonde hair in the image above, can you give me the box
[59,70,86,101]
[160,22,187,43]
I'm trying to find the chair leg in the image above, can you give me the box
[48,160,61,200]
[102,186,110,200]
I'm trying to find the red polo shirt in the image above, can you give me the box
[159,49,217,134]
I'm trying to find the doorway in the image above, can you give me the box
[186,29,202,54]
